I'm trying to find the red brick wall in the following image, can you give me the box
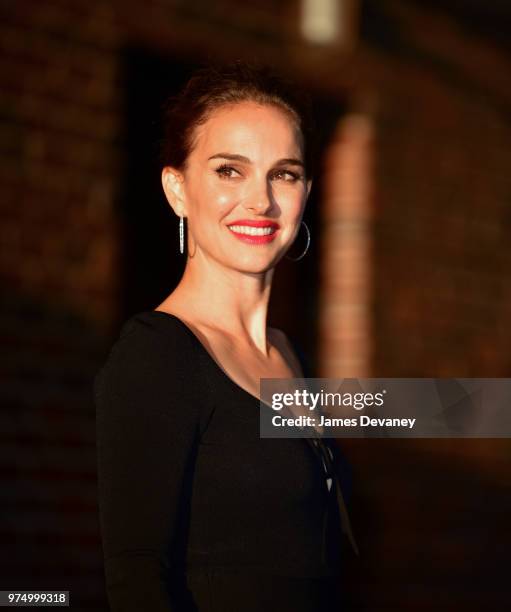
[0,3,123,608]
[319,113,374,377]
[0,0,122,330]
[372,54,511,378]
[337,4,511,610]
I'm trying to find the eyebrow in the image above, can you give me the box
[208,153,304,168]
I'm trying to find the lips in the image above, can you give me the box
[228,219,280,229]
[227,219,280,245]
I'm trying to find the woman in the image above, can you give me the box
[94,61,356,612]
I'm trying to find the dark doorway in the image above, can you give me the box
[118,49,197,323]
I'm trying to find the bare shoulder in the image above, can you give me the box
[269,327,304,377]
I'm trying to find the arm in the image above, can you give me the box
[94,319,199,611]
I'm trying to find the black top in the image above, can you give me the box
[94,311,353,611]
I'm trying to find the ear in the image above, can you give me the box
[161,166,186,217]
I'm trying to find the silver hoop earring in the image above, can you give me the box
[285,221,310,262]
[179,215,185,254]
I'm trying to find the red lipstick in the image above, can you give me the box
[228,219,280,228]
[227,219,280,245]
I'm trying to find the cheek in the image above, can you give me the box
[189,179,237,222]
[277,186,306,218]
[215,190,236,211]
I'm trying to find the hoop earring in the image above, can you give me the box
[285,221,310,262]
[179,215,185,254]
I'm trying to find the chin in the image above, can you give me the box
[227,254,277,275]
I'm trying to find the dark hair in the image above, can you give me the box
[160,60,317,179]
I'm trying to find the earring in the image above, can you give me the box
[285,221,310,261]
[179,215,184,254]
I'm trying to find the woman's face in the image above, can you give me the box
[164,101,312,273]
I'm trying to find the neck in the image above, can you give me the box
[163,251,275,355]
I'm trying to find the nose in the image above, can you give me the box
[243,178,273,214]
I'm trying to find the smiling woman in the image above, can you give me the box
[94,60,355,612]
[161,98,311,274]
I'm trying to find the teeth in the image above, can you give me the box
[228,225,276,236]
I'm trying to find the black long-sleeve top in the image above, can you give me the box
[94,311,352,611]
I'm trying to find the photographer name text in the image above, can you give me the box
[271,414,416,429]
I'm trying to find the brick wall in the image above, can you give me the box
[372,42,511,378]
[0,0,122,330]
[337,3,511,610]
[319,113,374,377]
[0,3,123,609]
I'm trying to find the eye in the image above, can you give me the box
[271,169,303,182]
[215,164,241,179]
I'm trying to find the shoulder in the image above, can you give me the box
[94,311,199,401]
[94,312,204,460]
[117,310,195,349]
[111,310,197,360]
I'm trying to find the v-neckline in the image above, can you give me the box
[149,309,277,409]
[147,311,336,495]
